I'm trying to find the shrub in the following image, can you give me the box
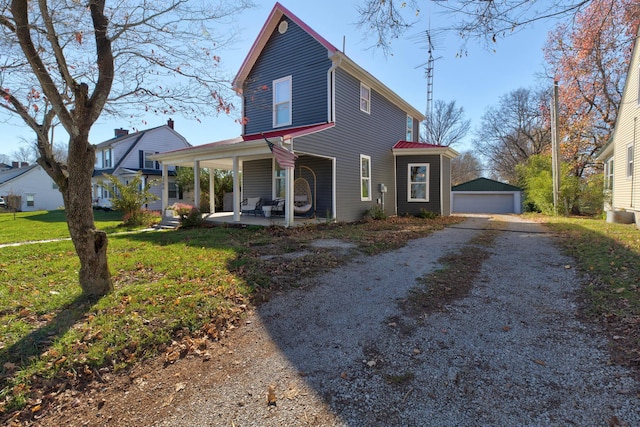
[122,209,161,227]
[172,203,203,228]
[418,208,439,219]
[365,205,387,220]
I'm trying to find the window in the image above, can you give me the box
[406,115,413,141]
[26,194,35,207]
[273,76,292,127]
[168,182,182,199]
[360,83,371,114]
[103,149,112,168]
[144,151,157,169]
[274,162,286,199]
[627,144,634,178]
[408,163,429,202]
[360,155,371,201]
[604,158,614,191]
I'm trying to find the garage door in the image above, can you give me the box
[452,193,515,214]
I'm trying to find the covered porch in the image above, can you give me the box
[203,211,322,227]
[150,124,336,227]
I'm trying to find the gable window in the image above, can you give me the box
[360,154,371,201]
[604,158,614,191]
[273,76,292,127]
[360,83,371,114]
[144,151,158,169]
[103,149,112,168]
[408,163,429,202]
[627,144,634,178]
[406,115,414,141]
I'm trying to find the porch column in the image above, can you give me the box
[285,166,294,227]
[193,160,200,209]
[162,163,169,212]
[233,156,240,222]
[209,168,216,213]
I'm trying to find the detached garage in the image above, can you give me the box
[451,177,522,214]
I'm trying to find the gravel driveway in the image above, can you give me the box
[145,214,639,426]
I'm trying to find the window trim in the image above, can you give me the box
[406,115,414,141]
[360,154,371,201]
[273,75,292,128]
[407,163,429,202]
[627,143,634,178]
[26,193,35,207]
[360,83,371,114]
[604,157,614,191]
[103,148,112,168]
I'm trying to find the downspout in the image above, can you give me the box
[327,55,341,123]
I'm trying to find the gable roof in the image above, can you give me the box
[232,2,424,120]
[0,164,39,185]
[392,141,458,159]
[233,2,337,91]
[452,177,522,192]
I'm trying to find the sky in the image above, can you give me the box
[0,0,558,160]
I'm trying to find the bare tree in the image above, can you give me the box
[451,151,483,185]
[0,0,251,297]
[422,99,470,147]
[357,0,595,53]
[11,143,36,164]
[474,87,551,182]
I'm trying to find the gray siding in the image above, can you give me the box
[395,155,442,216]
[242,159,272,201]
[441,157,451,216]
[294,69,408,222]
[243,18,331,134]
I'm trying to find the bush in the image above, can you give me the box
[172,203,203,228]
[418,209,439,219]
[365,205,387,220]
[122,209,161,227]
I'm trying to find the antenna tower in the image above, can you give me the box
[426,28,435,119]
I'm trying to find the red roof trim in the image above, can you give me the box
[392,141,444,149]
[242,122,334,141]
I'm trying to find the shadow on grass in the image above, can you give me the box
[0,295,93,382]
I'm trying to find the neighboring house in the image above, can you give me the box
[93,119,191,211]
[596,25,640,226]
[152,2,457,226]
[0,164,64,211]
[451,177,523,214]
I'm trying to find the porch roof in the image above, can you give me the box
[149,122,334,169]
[392,141,459,159]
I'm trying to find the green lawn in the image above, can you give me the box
[0,210,124,244]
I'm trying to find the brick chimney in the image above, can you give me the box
[12,161,18,168]
[114,128,129,137]
[167,118,174,129]
[21,162,28,167]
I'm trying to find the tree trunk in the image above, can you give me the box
[63,134,113,296]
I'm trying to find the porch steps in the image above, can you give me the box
[156,216,180,229]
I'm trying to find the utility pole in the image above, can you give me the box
[550,81,561,215]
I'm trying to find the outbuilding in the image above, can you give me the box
[451,177,522,214]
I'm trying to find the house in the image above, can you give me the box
[451,177,523,214]
[92,119,191,211]
[152,2,458,226]
[0,164,64,211]
[596,24,639,226]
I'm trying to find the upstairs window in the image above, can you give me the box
[627,144,634,178]
[103,149,112,168]
[144,151,158,169]
[360,154,371,201]
[360,83,371,114]
[406,115,414,141]
[273,76,292,127]
[408,163,429,202]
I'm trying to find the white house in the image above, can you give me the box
[596,25,640,226]
[92,119,191,211]
[0,164,64,211]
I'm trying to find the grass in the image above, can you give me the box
[0,212,462,422]
[539,215,640,373]
[0,210,124,244]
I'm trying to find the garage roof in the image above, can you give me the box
[452,177,521,192]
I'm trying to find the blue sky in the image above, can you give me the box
[1,0,556,159]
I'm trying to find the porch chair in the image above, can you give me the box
[293,178,313,215]
[240,197,262,215]
[271,198,285,217]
